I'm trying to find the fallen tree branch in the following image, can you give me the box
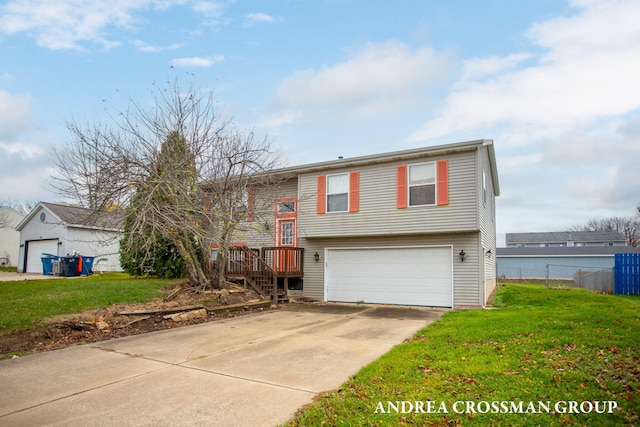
[119,316,151,328]
[117,304,205,316]
[206,300,272,314]
[163,287,182,302]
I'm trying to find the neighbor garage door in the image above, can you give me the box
[325,246,452,307]
[26,239,59,273]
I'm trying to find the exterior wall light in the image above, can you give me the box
[459,250,466,262]
[314,252,320,262]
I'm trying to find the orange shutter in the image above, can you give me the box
[437,160,449,206]
[396,165,408,208]
[317,175,326,214]
[246,187,255,222]
[349,171,359,212]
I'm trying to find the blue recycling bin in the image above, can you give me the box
[41,253,59,275]
[81,256,95,275]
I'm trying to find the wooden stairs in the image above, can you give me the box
[234,246,289,304]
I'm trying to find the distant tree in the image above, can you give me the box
[52,80,282,289]
[569,212,640,248]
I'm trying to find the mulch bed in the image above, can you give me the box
[0,284,280,359]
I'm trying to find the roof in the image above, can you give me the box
[506,231,627,245]
[272,139,500,196]
[16,202,125,232]
[497,246,638,257]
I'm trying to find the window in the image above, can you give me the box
[278,201,296,213]
[317,172,359,214]
[482,170,487,206]
[327,173,349,212]
[408,163,436,206]
[280,222,293,245]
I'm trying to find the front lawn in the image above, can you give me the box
[0,273,174,333]
[285,284,640,426]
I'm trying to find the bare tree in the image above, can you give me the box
[569,213,640,248]
[0,199,36,228]
[52,80,282,288]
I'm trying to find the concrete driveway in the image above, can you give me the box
[0,272,61,281]
[0,303,447,426]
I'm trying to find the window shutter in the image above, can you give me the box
[349,171,359,212]
[317,175,326,214]
[437,160,449,206]
[246,187,255,222]
[396,165,408,208]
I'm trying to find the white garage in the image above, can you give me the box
[325,246,453,307]
[25,239,59,273]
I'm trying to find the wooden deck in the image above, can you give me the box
[224,246,304,278]
[220,246,304,303]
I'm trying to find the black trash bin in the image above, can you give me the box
[61,256,81,277]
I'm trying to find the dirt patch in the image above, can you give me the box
[0,282,279,359]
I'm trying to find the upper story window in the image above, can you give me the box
[408,163,436,206]
[327,173,349,212]
[317,172,359,214]
[278,200,296,214]
[482,169,487,206]
[397,160,448,209]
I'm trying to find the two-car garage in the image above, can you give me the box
[324,246,453,307]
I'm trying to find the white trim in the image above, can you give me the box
[407,161,437,207]
[325,172,350,213]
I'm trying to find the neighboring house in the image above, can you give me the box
[16,202,124,273]
[227,139,500,308]
[505,231,628,248]
[0,207,24,267]
[497,231,638,279]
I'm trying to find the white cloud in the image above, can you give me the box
[0,141,44,158]
[133,39,181,52]
[170,55,224,67]
[457,53,534,86]
[270,40,454,123]
[497,153,544,175]
[405,0,640,145]
[191,1,227,28]
[245,12,275,25]
[0,90,36,139]
[0,0,186,50]
[256,111,297,132]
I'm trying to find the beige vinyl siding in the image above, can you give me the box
[477,146,498,302]
[298,150,479,239]
[234,178,299,248]
[300,232,483,306]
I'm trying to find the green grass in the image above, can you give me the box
[0,272,174,333]
[285,284,640,426]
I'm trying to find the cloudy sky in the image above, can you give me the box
[1,0,639,244]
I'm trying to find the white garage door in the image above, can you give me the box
[325,246,453,307]
[26,239,59,273]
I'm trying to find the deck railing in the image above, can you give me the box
[224,246,304,278]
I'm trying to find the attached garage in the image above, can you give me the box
[25,239,59,273]
[325,246,453,307]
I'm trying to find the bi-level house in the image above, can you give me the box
[223,139,499,308]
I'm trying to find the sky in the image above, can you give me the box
[1,0,639,245]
